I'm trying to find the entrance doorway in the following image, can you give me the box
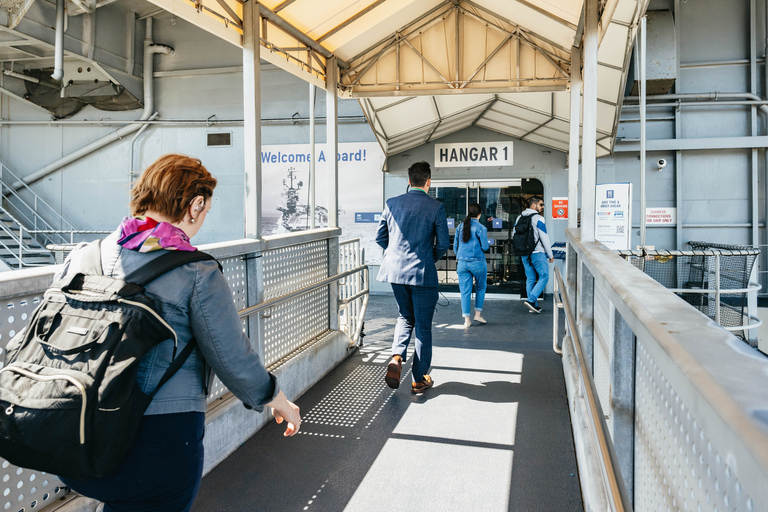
[429,178,545,295]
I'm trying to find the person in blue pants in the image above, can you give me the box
[453,203,490,328]
[514,196,554,314]
[375,161,449,394]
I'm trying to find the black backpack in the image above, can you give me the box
[512,213,538,256]
[0,241,217,480]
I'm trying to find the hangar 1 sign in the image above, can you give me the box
[435,142,514,167]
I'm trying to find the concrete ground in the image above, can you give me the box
[192,294,582,512]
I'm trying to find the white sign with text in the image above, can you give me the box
[434,141,513,167]
[595,183,633,250]
[645,207,676,225]
[261,142,386,264]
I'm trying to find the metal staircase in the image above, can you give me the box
[0,162,78,269]
[0,206,55,268]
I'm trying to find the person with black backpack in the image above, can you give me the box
[0,154,300,512]
[512,196,554,314]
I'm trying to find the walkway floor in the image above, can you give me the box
[192,294,582,512]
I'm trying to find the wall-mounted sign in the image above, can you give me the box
[435,141,513,167]
[446,218,455,229]
[552,197,568,219]
[355,212,381,223]
[645,207,676,225]
[595,183,632,250]
[492,218,503,229]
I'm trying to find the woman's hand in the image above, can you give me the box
[266,391,301,437]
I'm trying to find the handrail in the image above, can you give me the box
[0,162,77,240]
[553,266,633,512]
[238,265,368,318]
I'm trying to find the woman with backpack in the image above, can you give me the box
[54,154,301,512]
[453,202,490,327]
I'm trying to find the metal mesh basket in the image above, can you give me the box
[617,243,760,341]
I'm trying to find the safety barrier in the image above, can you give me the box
[0,228,368,512]
[559,228,768,511]
[616,245,761,342]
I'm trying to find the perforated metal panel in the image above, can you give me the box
[206,256,249,404]
[262,241,329,299]
[261,240,331,368]
[593,283,612,428]
[263,287,329,368]
[0,292,66,512]
[635,343,756,512]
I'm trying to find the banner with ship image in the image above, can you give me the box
[261,142,386,264]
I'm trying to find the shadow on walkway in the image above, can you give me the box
[192,295,582,512]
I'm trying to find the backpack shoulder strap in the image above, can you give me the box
[124,250,219,286]
[151,337,198,397]
[77,240,104,276]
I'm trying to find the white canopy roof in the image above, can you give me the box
[144,0,648,157]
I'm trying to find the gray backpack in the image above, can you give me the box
[0,241,217,479]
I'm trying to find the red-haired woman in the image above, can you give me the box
[56,154,300,512]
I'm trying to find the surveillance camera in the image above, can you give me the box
[657,158,667,169]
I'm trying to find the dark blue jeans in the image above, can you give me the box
[60,412,205,512]
[391,283,439,383]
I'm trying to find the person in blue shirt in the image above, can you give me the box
[453,203,490,327]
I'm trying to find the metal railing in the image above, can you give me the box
[561,228,768,512]
[0,161,78,247]
[553,266,632,512]
[339,238,369,346]
[0,205,52,268]
[617,248,762,337]
[0,228,369,512]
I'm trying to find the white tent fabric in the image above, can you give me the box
[143,0,648,157]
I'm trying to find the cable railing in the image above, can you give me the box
[553,266,632,512]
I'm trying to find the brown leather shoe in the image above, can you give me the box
[411,375,434,394]
[385,355,403,389]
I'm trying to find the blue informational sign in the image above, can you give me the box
[355,212,382,223]
[492,218,502,229]
[488,239,496,245]
[446,218,455,228]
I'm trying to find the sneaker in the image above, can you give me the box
[385,355,402,389]
[523,300,539,313]
[411,375,434,394]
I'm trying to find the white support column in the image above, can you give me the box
[639,16,648,248]
[326,57,339,228]
[243,0,262,239]
[568,45,582,231]
[581,0,598,242]
[309,83,316,229]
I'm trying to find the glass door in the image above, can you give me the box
[430,178,544,295]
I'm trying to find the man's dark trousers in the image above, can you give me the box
[391,284,439,383]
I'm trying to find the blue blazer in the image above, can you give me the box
[375,189,450,288]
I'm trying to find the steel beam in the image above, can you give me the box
[614,136,768,152]
[327,57,339,229]
[581,0,599,242]
[568,45,581,231]
[243,0,261,239]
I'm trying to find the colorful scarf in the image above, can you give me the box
[117,216,197,252]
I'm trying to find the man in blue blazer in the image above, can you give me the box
[376,161,449,394]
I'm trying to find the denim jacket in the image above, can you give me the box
[453,219,490,261]
[55,230,279,415]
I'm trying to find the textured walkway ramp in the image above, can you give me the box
[192,295,582,512]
